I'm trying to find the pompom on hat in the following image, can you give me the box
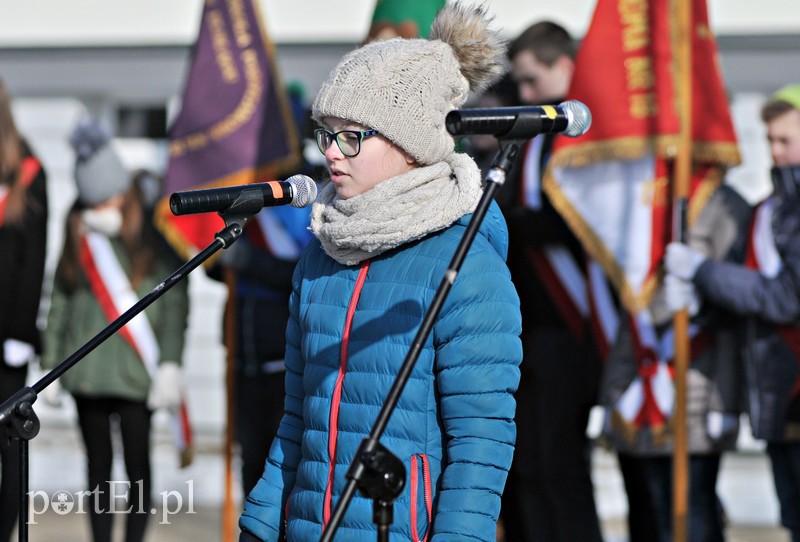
[312,1,508,166]
[69,118,130,207]
[772,84,800,111]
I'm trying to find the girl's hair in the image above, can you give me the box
[54,169,164,293]
[122,170,162,289]
[0,78,30,225]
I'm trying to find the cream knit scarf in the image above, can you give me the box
[310,152,483,266]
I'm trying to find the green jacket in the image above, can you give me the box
[42,237,189,401]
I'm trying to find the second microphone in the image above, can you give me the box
[445,100,592,139]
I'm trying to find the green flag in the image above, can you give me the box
[366,0,446,41]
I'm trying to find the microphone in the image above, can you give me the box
[445,100,592,139]
[169,174,318,216]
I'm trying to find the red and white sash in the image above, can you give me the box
[80,230,194,464]
[615,311,712,429]
[527,245,589,339]
[615,311,677,427]
[588,260,620,360]
[0,156,40,227]
[527,244,620,357]
[79,231,160,377]
[521,137,620,348]
[615,311,712,428]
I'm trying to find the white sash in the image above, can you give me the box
[588,259,620,354]
[544,245,590,318]
[81,232,160,378]
[751,199,781,278]
[521,136,544,210]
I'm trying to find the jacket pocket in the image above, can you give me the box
[410,454,432,542]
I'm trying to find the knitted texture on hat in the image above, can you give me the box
[69,119,130,206]
[312,1,507,166]
[773,84,800,111]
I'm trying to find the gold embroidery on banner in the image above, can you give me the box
[208,9,239,84]
[169,0,263,159]
[619,0,656,121]
[619,0,649,52]
[228,0,253,49]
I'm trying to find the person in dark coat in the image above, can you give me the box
[495,21,610,542]
[0,77,48,542]
[666,84,800,542]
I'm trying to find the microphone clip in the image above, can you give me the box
[216,188,265,247]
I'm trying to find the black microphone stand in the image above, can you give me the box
[319,136,525,542]
[0,197,263,542]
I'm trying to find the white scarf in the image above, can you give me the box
[311,152,483,266]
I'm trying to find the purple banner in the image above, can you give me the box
[165,0,297,192]
[158,0,299,256]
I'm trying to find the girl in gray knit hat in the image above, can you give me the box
[42,121,190,542]
[240,3,522,541]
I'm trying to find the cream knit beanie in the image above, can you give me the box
[312,1,507,166]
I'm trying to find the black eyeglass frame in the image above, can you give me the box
[314,128,380,157]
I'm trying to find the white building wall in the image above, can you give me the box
[1,0,799,47]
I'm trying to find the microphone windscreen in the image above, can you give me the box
[287,175,318,208]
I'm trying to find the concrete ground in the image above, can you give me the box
[10,419,793,542]
[17,506,791,542]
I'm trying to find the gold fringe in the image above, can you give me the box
[611,410,640,447]
[548,136,740,170]
[650,418,674,448]
[785,423,800,441]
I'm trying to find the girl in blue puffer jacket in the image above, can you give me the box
[239,3,522,541]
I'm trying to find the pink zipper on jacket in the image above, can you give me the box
[410,454,433,542]
[322,260,370,529]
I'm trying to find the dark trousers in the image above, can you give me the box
[643,454,725,542]
[501,327,603,542]
[236,369,285,496]
[617,452,660,542]
[0,364,27,542]
[767,441,800,542]
[74,396,152,542]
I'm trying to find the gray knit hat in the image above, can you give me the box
[69,119,130,206]
[312,1,507,166]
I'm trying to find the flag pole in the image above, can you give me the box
[672,0,693,540]
[222,268,238,542]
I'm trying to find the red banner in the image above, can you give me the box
[543,0,740,312]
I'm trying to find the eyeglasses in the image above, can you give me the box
[314,128,380,158]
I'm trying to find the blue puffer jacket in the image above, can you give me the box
[240,201,522,541]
